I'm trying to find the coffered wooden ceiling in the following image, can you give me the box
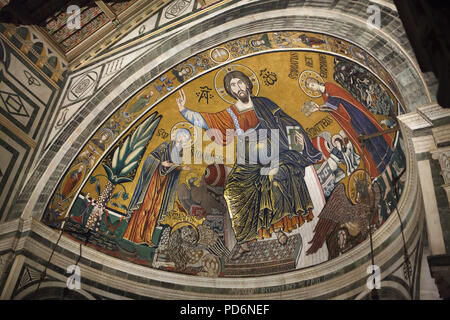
[0,0,149,62]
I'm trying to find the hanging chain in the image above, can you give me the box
[358,139,379,299]
[34,206,93,297]
[391,167,412,286]
[359,123,411,299]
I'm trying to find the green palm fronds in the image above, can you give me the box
[103,113,161,185]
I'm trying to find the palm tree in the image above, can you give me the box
[85,112,161,231]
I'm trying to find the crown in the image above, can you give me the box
[160,201,205,233]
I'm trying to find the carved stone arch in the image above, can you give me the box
[355,279,412,300]
[8,0,428,299]
[13,281,95,300]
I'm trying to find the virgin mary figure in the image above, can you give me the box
[122,128,191,246]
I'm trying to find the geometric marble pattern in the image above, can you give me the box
[0,32,57,222]
[16,265,42,293]
[83,0,225,64]
[0,91,29,118]
[47,44,150,145]
[67,71,99,103]
[0,86,35,129]
[0,129,26,221]
[159,0,196,26]
[0,38,55,135]
[0,24,66,87]
[0,141,13,192]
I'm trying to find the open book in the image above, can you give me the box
[286,126,304,153]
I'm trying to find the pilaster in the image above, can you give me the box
[399,103,450,299]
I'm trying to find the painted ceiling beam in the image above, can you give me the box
[0,0,9,10]
[68,0,169,67]
[95,1,121,26]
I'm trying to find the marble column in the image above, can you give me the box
[399,103,450,299]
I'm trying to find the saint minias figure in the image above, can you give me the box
[302,78,393,178]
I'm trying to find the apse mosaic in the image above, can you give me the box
[43,31,407,278]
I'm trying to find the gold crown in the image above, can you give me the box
[160,202,205,232]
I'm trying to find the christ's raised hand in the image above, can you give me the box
[177,89,209,130]
[177,89,186,112]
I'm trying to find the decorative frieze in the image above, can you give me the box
[397,112,431,131]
